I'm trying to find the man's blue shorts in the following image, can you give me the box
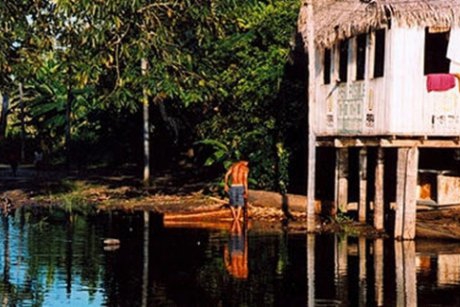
[229,186,245,207]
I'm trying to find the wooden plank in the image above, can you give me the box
[381,139,460,148]
[436,173,460,205]
[374,148,384,230]
[317,137,460,148]
[395,148,408,238]
[336,148,349,213]
[404,147,419,240]
[395,147,419,240]
[359,147,368,223]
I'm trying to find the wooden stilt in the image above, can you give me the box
[336,148,349,213]
[395,147,419,240]
[374,148,384,231]
[359,148,368,223]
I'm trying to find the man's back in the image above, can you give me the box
[228,161,248,185]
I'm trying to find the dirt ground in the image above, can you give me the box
[1,164,460,239]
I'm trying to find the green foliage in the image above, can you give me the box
[331,213,359,236]
[277,142,290,195]
[1,0,305,191]
[195,139,235,169]
[194,0,301,190]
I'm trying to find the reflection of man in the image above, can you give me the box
[224,160,249,221]
[224,220,248,279]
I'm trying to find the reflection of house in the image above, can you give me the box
[416,255,432,273]
[298,1,460,239]
[438,254,460,286]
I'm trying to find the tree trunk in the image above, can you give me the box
[19,83,26,161]
[141,58,150,183]
[65,86,73,170]
[0,92,9,140]
[65,55,73,170]
[248,189,324,214]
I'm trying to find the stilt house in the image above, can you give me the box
[298,0,460,239]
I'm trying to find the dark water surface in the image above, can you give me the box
[1,210,460,306]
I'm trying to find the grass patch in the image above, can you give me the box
[330,213,360,236]
[35,179,98,216]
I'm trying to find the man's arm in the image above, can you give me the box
[243,167,249,199]
[224,166,232,192]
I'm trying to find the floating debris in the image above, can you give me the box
[103,238,120,245]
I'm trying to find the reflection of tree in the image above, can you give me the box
[1,215,39,305]
[0,209,105,306]
[1,216,11,306]
[276,227,289,276]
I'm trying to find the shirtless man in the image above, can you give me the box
[224,160,249,221]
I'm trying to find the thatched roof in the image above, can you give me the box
[298,0,460,48]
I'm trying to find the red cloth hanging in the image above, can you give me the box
[426,74,456,92]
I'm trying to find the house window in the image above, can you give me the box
[424,28,450,74]
[374,29,385,78]
[339,40,348,83]
[356,34,367,80]
[324,48,331,84]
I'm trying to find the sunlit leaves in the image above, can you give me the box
[2,0,303,187]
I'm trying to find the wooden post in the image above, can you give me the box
[359,148,368,223]
[374,147,384,231]
[395,147,419,240]
[395,241,417,307]
[335,148,349,213]
[305,0,317,232]
[373,238,384,306]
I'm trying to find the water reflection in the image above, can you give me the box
[395,241,417,307]
[1,210,460,306]
[437,254,460,286]
[223,220,248,280]
[374,238,384,306]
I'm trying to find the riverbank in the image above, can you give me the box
[1,164,460,239]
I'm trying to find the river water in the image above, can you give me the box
[1,210,460,306]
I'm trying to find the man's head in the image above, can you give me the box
[239,154,249,166]
[239,160,249,167]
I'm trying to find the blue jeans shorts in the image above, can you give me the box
[229,186,245,207]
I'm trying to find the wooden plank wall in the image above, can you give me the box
[315,26,460,137]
